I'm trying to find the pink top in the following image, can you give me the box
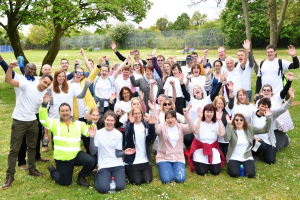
[155,114,195,163]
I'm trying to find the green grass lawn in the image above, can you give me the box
[0,49,300,199]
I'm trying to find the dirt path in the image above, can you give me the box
[292,101,300,106]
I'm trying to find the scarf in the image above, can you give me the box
[25,75,35,81]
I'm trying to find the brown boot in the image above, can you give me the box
[2,177,15,189]
[29,169,45,176]
[19,165,28,170]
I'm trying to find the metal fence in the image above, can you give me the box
[0,45,13,53]
[60,28,225,50]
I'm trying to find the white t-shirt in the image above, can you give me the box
[48,83,81,119]
[13,74,40,100]
[149,79,158,100]
[252,114,271,145]
[164,76,183,97]
[222,67,243,99]
[72,82,85,118]
[167,125,180,148]
[133,72,143,92]
[236,61,254,91]
[188,96,212,121]
[12,81,46,121]
[94,75,115,107]
[230,130,253,161]
[231,103,256,124]
[193,121,221,164]
[181,66,192,77]
[132,123,148,165]
[187,76,207,96]
[114,100,132,114]
[158,111,186,125]
[95,128,123,169]
[114,76,132,102]
[258,58,290,94]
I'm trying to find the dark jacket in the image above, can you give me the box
[124,121,156,165]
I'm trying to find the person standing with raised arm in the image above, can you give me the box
[2,61,53,189]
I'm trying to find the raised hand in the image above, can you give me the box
[43,91,52,104]
[86,113,92,122]
[289,87,295,101]
[139,91,144,101]
[173,56,177,63]
[9,61,18,68]
[103,55,110,61]
[183,105,192,116]
[177,72,184,84]
[152,48,157,56]
[98,57,104,65]
[116,107,121,116]
[265,108,273,116]
[197,107,203,119]
[124,148,136,155]
[148,115,157,124]
[227,81,234,91]
[126,54,131,62]
[206,67,212,76]
[80,48,85,56]
[128,112,135,123]
[130,49,135,55]
[89,124,96,137]
[148,100,155,111]
[150,80,156,87]
[187,74,194,79]
[243,39,251,51]
[216,111,223,121]
[110,92,117,103]
[287,72,293,81]
[204,49,209,55]
[169,80,175,87]
[111,41,117,51]
[226,114,232,123]
[197,55,203,64]
[287,45,296,57]
[144,113,149,122]
[220,71,228,83]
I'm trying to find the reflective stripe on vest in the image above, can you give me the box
[54,145,81,152]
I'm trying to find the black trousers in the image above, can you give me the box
[274,129,289,152]
[194,161,221,176]
[227,160,255,178]
[79,118,90,154]
[168,96,184,115]
[125,162,153,185]
[18,114,43,166]
[184,133,194,147]
[252,139,276,164]
[219,143,229,158]
[49,151,95,186]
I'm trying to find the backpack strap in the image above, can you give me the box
[278,59,283,77]
[234,62,238,68]
[93,76,113,97]
[259,60,265,76]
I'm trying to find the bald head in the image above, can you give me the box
[25,63,37,77]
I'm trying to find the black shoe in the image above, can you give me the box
[92,169,98,176]
[47,165,55,173]
[253,156,259,162]
[76,176,90,187]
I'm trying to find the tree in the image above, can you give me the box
[107,22,135,45]
[190,11,208,28]
[173,13,190,30]
[28,25,50,45]
[156,18,169,31]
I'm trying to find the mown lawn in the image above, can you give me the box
[0,49,299,199]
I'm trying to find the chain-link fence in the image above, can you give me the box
[60,28,225,50]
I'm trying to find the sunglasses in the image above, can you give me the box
[134,64,140,66]
[157,60,164,62]
[75,71,84,76]
[163,103,171,106]
[147,59,153,61]
[186,59,193,62]
[235,118,244,122]
[263,89,271,92]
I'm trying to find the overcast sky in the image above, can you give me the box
[1,0,225,36]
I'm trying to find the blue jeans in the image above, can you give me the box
[156,162,186,184]
[95,166,125,194]
[246,90,252,102]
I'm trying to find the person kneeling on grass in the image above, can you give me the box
[225,112,272,178]
[154,106,195,184]
[39,92,96,187]
[89,111,136,194]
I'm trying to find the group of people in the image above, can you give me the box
[1,40,298,194]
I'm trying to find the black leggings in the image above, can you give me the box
[274,129,289,152]
[194,162,221,176]
[252,140,276,164]
[125,163,153,185]
[175,97,184,115]
[219,143,229,158]
[227,160,255,178]
[184,133,194,147]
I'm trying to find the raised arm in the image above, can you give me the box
[280,73,293,99]
[5,61,20,87]
[194,108,202,135]
[224,115,233,142]
[111,41,126,62]
[80,48,93,73]
[0,56,18,78]
[287,45,299,69]
[182,106,195,134]
[240,40,250,69]
[114,55,130,79]
[39,92,56,133]
[216,111,224,137]
[152,57,162,79]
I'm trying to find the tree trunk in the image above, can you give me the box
[7,21,29,65]
[269,0,277,46]
[275,0,289,45]
[42,26,64,66]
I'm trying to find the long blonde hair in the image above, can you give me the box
[162,62,171,83]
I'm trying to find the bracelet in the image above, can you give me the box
[97,65,101,68]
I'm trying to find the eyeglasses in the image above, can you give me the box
[267,51,275,54]
[157,60,164,62]
[235,118,244,122]
[263,89,271,92]
[75,71,84,76]
[215,65,222,67]
[163,103,171,106]
[133,113,142,116]
[186,59,193,62]
[147,59,153,61]
[134,64,140,66]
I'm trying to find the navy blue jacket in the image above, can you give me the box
[124,121,156,165]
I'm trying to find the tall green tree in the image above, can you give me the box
[172,13,190,30]
[107,22,135,45]
[190,11,208,28]
[156,18,169,31]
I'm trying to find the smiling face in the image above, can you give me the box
[100,66,109,78]
[158,95,166,106]
[132,108,143,123]
[234,116,244,129]
[134,51,140,61]
[145,68,153,79]
[131,99,141,107]
[238,91,247,104]
[38,77,52,91]
[74,68,84,83]
[164,64,170,74]
[258,103,269,116]
[157,56,164,67]
[237,51,244,63]
[104,115,116,131]
[41,65,52,75]
[146,55,153,65]
[226,58,234,71]
[59,105,71,121]
[163,100,172,112]
[192,54,198,64]
[57,72,66,85]
[216,99,225,111]
[122,69,130,80]
[214,61,222,73]
[60,59,69,71]
[134,62,141,72]
[91,110,101,123]
[122,88,131,102]
[204,110,214,122]
[172,66,180,77]
[165,114,176,127]
[218,48,226,60]
[192,66,200,77]
[25,65,37,78]
[266,48,276,61]
[193,85,203,99]
[262,86,273,98]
